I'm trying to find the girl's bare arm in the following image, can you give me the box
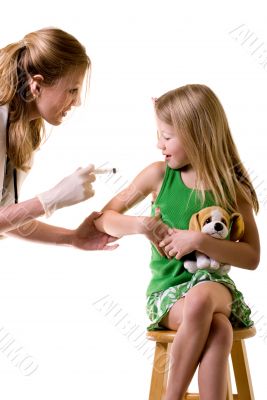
[94,162,166,238]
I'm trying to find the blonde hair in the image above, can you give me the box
[0,27,91,171]
[155,84,259,214]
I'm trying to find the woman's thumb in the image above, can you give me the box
[87,211,103,222]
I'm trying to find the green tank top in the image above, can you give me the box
[147,166,217,296]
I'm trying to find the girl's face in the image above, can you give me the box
[29,67,86,125]
[156,118,190,169]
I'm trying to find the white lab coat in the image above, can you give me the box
[0,104,32,207]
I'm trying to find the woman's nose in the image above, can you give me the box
[73,94,81,107]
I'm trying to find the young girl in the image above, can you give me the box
[0,27,116,250]
[94,84,260,400]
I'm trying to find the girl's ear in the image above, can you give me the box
[230,213,245,241]
[189,212,201,231]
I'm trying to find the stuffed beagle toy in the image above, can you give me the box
[184,206,244,274]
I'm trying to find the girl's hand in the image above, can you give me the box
[71,211,119,251]
[141,208,170,256]
[159,228,201,259]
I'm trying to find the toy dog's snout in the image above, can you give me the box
[214,222,224,232]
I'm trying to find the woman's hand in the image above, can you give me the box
[141,208,170,256]
[159,228,202,259]
[37,164,96,217]
[71,211,119,251]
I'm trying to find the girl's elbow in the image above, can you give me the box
[93,217,104,232]
[249,252,260,270]
[94,213,110,232]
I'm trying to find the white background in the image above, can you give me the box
[1,0,267,398]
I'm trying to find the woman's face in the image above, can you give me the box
[29,67,86,125]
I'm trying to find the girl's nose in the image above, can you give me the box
[157,137,165,150]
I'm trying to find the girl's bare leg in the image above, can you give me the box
[160,282,232,400]
[198,313,233,400]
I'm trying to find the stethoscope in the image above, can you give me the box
[4,157,18,204]
[13,168,18,204]
[6,117,18,204]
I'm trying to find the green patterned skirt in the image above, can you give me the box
[146,269,253,331]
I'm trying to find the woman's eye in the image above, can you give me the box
[69,89,78,94]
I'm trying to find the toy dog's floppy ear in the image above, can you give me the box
[230,213,245,241]
[189,212,201,231]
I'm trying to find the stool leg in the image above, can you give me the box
[226,362,234,400]
[231,339,255,400]
[149,342,170,400]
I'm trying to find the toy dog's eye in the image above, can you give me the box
[221,218,227,225]
[204,217,211,225]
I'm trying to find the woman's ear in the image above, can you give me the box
[230,212,245,241]
[189,212,201,231]
[29,74,44,98]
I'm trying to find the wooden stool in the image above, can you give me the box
[147,326,256,400]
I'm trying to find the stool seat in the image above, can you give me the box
[147,325,256,343]
[147,326,256,400]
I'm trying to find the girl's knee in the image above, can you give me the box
[184,289,214,323]
[184,283,232,323]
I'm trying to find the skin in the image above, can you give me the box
[1,67,117,250]
[28,67,85,124]
[94,118,260,398]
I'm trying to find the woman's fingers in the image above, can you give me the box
[107,235,119,243]
[102,243,120,250]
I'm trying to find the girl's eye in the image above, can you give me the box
[69,89,78,94]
